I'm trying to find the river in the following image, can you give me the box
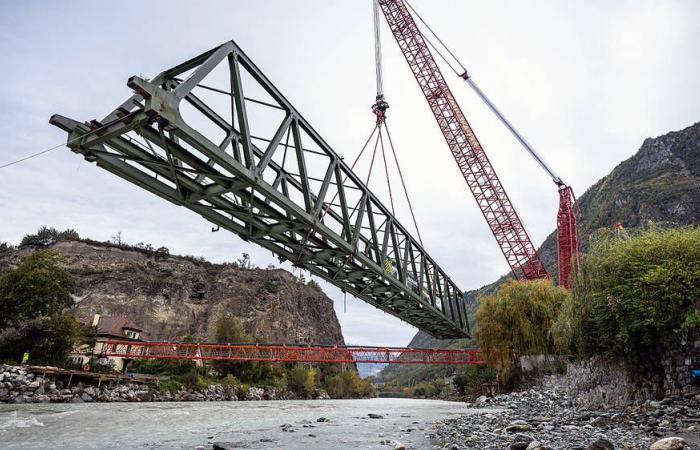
[0,398,492,449]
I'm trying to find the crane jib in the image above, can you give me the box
[377,0,548,281]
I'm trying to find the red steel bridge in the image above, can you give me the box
[99,340,484,365]
[50,1,578,354]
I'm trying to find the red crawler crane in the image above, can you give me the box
[376,0,579,287]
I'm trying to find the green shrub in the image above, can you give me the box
[222,374,239,388]
[0,242,13,254]
[262,281,280,294]
[193,376,210,392]
[307,279,322,292]
[410,379,446,398]
[682,310,700,334]
[553,226,700,379]
[453,365,497,396]
[155,380,183,394]
[128,358,199,376]
[20,227,80,247]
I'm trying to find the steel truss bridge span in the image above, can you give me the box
[50,40,470,339]
[100,340,484,365]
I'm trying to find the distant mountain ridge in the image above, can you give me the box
[379,121,700,384]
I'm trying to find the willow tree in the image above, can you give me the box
[475,279,569,377]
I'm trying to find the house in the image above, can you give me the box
[72,314,150,372]
[89,314,148,342]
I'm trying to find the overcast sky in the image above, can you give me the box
[1,1,699,346]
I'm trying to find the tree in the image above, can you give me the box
[111,232,123,245]
[552,226,700,379]
[236,253,252,269]
[215,315,252,343]
[475,279,568,378]
[0,313,87,366]
[212,316,270,382]
[0,250,75,330]
[288,364,317,397]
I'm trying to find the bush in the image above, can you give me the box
[127,358,199,376]
[20,227,80,247]
[0,250,75,330]
[323,370,375,399]
[552,227,700,379]
[0,242,14,254]
[453,365,497,396]
[288,364,317,397]
[222,374,239,389]
[155,379,183,394]
[475,279,568,378]
[307,279,322,292]
[410,379,446,398]
[263,281,280,294]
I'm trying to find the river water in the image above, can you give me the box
[0,398,492,449]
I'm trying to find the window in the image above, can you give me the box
[125,330,138,340]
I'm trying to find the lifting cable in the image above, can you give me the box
[0,112,145,170]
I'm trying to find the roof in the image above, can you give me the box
[82,315,148,341]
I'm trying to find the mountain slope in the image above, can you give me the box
[379,121,700,384]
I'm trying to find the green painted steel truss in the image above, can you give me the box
[50,40,470,339]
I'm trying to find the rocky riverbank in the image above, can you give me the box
[0,365,329,403]
[432,375,699,450]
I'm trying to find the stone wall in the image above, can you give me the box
[559,332,700,408]
[663,333,700,398]
[560,357,651,409]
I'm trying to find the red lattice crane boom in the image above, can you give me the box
[376,0,549,281]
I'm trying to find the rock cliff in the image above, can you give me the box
[0,240,345,345]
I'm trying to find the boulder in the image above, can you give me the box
[587,438,614,450]
[506,420,532,432]
[526,442,549,450]
[475,395,488,404]
[650,437,685,450]
[510,433,534,450]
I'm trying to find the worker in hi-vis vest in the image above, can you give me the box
[21,350,29,365]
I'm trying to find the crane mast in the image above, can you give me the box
[376,0,548,280]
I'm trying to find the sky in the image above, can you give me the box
[1,0,699,346]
